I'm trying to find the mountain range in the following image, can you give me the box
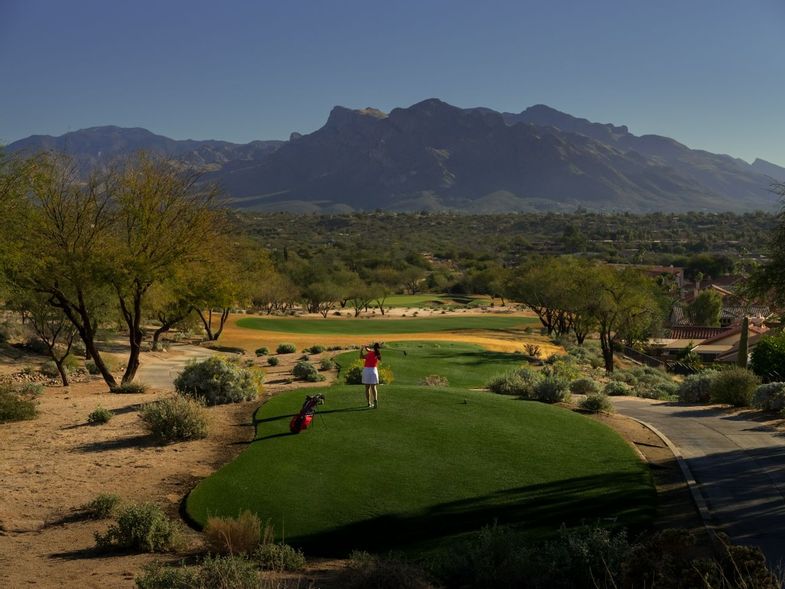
[8,99,785,213]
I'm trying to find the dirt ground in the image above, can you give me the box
[0,308,714,588]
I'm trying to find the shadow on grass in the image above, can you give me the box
[286,471,655,556]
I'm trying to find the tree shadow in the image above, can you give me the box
[74,434,155,452]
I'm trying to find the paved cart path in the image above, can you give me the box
[614,397,785,567]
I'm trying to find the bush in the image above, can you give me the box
[276,343,297,354]
[579,393,614,413]
[0,383,38,423]
[604,381,630,396]
[199,555,260,589]
[111,382,148,394]
[340,550,433,589]
[542,356,581,382]
[308,344,325,354]
[751,331,785,381]
[420,374,449,387]
[710,367,760,407]
[174,357,260,405]
[752,382,785,412]
[87,406,113,425]
[343,359,394,385]
[533,376,570,403]
[204,510,263,556]
[255,542,306,571]
[569,378,600,395]
[139,396,208,442]
[292,360,324,382]
[266,356,279,367]
[62,353,81,372]
[95,502,183,552]
[638,381,678,400]
[486,367,541,398]
[319,358,335,371]
[677,371,717,403]
[82,493,121,519]
[135,560,200,589]
[254,347,269,357]
[39,361,61,378]
[611,370,638,386]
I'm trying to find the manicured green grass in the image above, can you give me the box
[236,315,535,335]
[384,293,491,308]
[335,341,530,389]
[186,342,655,556]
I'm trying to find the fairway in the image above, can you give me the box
[384,293,492,308]
[236,315,535,335]
[185,342,655,555]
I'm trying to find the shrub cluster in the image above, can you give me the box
[569,377,599,395]
[533,376,570,403]
[86,356,119,375]
[276,343,297,354]
[752,382,785,412]
[254,346,269,357]
[292,360,325,382]
[111,382,148,394]
[676,371,717,403]
[255,542,306,571]
[175,357,260,405]
[710,367,760,407]
[266,356,279,367]
[139,396,208,442]
[307,344,325,354]
[486,367,541,397]
[319,358,335,371]
[82,493,121,519]
[87,406,113,425]
[339,550,433,589]
[610,366,679,400]
[39,361,61,378]
[137,556,260,589]
[604,381,631,396]
[579,393,614,413]
[204,510,264,556]
[95,502,183,553]
[0,382,39,423]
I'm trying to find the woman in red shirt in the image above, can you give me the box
[361,342,382,408]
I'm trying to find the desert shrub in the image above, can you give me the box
[0,383,38,423]
[486,367,541,398]
[135,560,200,589]
[523,344,541,358]
[569,377,599,395]
[420,374,449,387]
[343,360,394,385]
[39,361,61,378]
[579,393,614,413]
[139,396,208,442]
[542,356,581,382]
[340,550,433,589]
[254,346,269,357]
[319,358,335,371]
[95,502,183,553]
[292,360,325,382]
[276,343,297,354]
[266,356,279,366]
[62,353,81,372]
[87,406,113,425]
[174,357,259,405]
[308,344,325,354]
[638,381,678,400]
[710,367,760,407]
[82,493,121,519]
[752,382,785,412]
[677,371,717,403]
[111,382,148,394]
[611,370,638,386]
[255,542,306,571]
[204,510,263,556]
[199,555,260,589]
[533,376,570,403]
[604,381,631,396]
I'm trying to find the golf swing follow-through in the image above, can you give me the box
[360,342,382,408]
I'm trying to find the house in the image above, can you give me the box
[649,323,769,363]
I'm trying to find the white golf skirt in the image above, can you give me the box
[362,367,379,385]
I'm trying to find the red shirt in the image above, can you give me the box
[364,351,379,368]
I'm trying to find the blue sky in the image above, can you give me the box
[1,0,783,165]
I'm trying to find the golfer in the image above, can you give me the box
[361,343,382,408]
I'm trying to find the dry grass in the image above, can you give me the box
[204,510,272,556]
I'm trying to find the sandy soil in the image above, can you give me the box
[0,346,339,589]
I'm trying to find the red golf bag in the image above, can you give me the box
[289,394,325,434]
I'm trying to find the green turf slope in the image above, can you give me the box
[185,385,654,555]
[235,315,535,335]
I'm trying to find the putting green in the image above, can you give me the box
[185,343,655,555]
[236,315,535,335]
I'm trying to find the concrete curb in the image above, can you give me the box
[625,415,715,531]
